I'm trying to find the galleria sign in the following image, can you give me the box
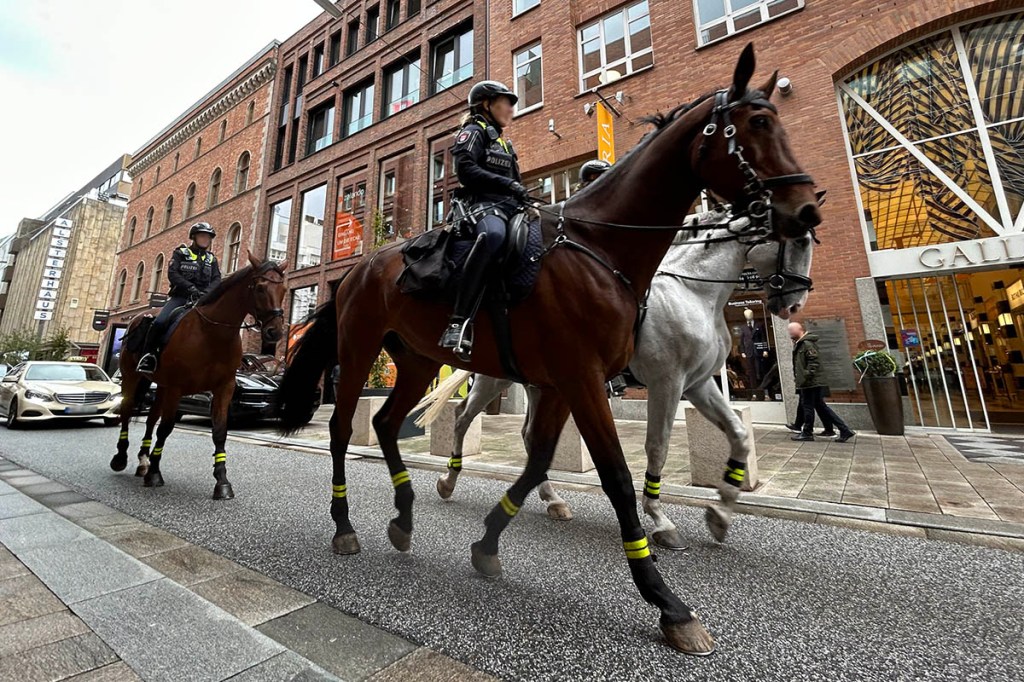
[868,234,1024,279]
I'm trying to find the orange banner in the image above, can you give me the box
[333,210,364,261]
[597,102,615,164]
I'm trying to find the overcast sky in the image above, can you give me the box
[0,0,322,238]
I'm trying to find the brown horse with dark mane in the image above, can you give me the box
[276,45,821,654]
[111,253,287,499]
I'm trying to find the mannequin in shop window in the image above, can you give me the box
[738,307,768,395]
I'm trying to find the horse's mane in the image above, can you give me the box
[197,260,282,306]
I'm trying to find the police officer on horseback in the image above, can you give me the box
[440,80,529,361]
[575,159,611,191]
[136,222,222,373]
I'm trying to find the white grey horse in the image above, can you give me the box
[420,212,814,548]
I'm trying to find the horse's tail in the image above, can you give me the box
[276,282,341,435]
[414,370,472,427]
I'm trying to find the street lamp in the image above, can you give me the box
[311,0,342,18]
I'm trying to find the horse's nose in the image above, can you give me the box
[789,302,803,315]
[797,202,821,228]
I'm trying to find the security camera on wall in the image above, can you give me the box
[777,77,793,96]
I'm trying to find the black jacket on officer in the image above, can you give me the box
[452,114,523,204]
[167,244,221,299]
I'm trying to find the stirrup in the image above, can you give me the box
[136,354,158,373]
[440,321,474,361]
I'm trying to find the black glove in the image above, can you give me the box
[508,181,529,202]
[187,287,201,301]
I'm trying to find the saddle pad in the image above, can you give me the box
[161,305,192,346]
[449,217,545,306]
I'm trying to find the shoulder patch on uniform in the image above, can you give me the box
[456,130,471,144]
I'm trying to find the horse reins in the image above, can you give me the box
[191,272,285,332]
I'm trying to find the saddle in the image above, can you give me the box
[123,304,193,354]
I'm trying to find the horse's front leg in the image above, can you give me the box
[144,387,180,488]
[135,395,160,478]
[641,372,688,550]
[683,377,751,543]
[210,379,236,500]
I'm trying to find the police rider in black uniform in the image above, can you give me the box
[575,159,611,192]
[136,222,222,373]
[439,80,530,361]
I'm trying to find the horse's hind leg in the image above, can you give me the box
[135,402,160,478]
[684,377,751,543]
[144,388,180,488]
[210,378,236,500]
[436,375,510,500]
[373,348,441,552]
[642,372,688,550]
[111,386,133,472]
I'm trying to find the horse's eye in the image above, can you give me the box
[751,116,770,129]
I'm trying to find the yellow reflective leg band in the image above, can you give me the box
[448,456,462,470]
[391,471,411,488]
[142,439,152,448]
[119,430,128,439]
[624,537,651,560]
[213,452,227,464]
[726,468,745,482]
[152,447,163,457]
[644,480,661,496]
[498,494,520,517]
[332,484,347,499]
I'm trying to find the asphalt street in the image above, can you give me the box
[2,422,1023,681]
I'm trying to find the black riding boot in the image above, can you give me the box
[136,321,163,373]
[440,234,492,361]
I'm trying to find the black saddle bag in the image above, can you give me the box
[396,227,455,295]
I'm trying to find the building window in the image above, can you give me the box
[385,0,400,31]
[408,0,420,17]
[312,43,325,78]
[366,5,380,43]
[329,31,342,66]
[431,23,473,94]
[427,138,459,229]
[208,168,222,208]
[695,0,803,46]
[383,57,420,117]
[115,270,127,306]
[383,171,396,197]
[173,152,179,172]
[195,137,202,159]
[578,0,653,91]
[514,0,540,16]
[131,262,145,302]
[155,166,161,184]
[334,178,367,260]
[290,285,319,324]
[344,80,375,136]
[267,198,292,263]
[298,184,327,269]
[514,43,543,113]
[151,254,164,294]
[163,196,174,230]
[524,161,582,204]
[346,20,360,56]
[235,151,251,193]
[306,101,336,154]
[127,217,137,246]
[144,207,154,239]
[183,183,196,219]
[225,223,242,273]
[135,176,143,197]
[274,125,287,170]
[246,100,255,125]
[218,119,227,143]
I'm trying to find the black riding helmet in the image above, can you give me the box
[189,222,216,240]
[467,80,518,108]
[580,159,612,183]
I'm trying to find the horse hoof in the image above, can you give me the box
[436,476,455,500]
[110,455,127,472]
[332,533,361,555]
[143,472,164,488]
[662,616,716,656]
[652,528,689,551]
[705,506,731,543]
[213,483,235,500]
[387,520,412,552]
[134,465,148,478]
[546,502,573,521]
[470,541,502,578]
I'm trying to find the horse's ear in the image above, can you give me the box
[731,43,756,101]
[759,70,778,101]
[276,260,289,274]
[247,250,261,268]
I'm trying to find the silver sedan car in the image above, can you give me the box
[0,361,122,428]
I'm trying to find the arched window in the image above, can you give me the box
[218,119,227,143]
[163,195,174,230]
[184,183,196,219]
[144,206,154,238]
[246,100,255,125]
[235,151,251,193]
[136,175,144,196]
[126,217,137,246]
[226,223,242,273]
[155,165,161,184]
[115,269,127,306]
[195,137,202,159]
[150,253,165,294]
[208,169,222,208]
[131,262,145,302]
[173,152,180,172]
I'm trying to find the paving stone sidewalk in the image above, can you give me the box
[0,458,496,682]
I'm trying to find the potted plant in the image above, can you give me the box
[852,349,904,436]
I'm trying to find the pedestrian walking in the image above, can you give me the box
[789,321,855,443]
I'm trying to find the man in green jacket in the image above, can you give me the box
[789,321,855,443]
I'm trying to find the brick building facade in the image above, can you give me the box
[102,42,280,372]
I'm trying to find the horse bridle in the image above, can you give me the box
[698,88,816,236]
[192,272,285,332]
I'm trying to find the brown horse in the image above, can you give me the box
[276,45,821,654]
[111,252,287,499]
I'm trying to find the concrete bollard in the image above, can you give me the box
[684,405,758,491]
[351,396,387,447]
[429,400,482,457]
[551,415,595,473]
